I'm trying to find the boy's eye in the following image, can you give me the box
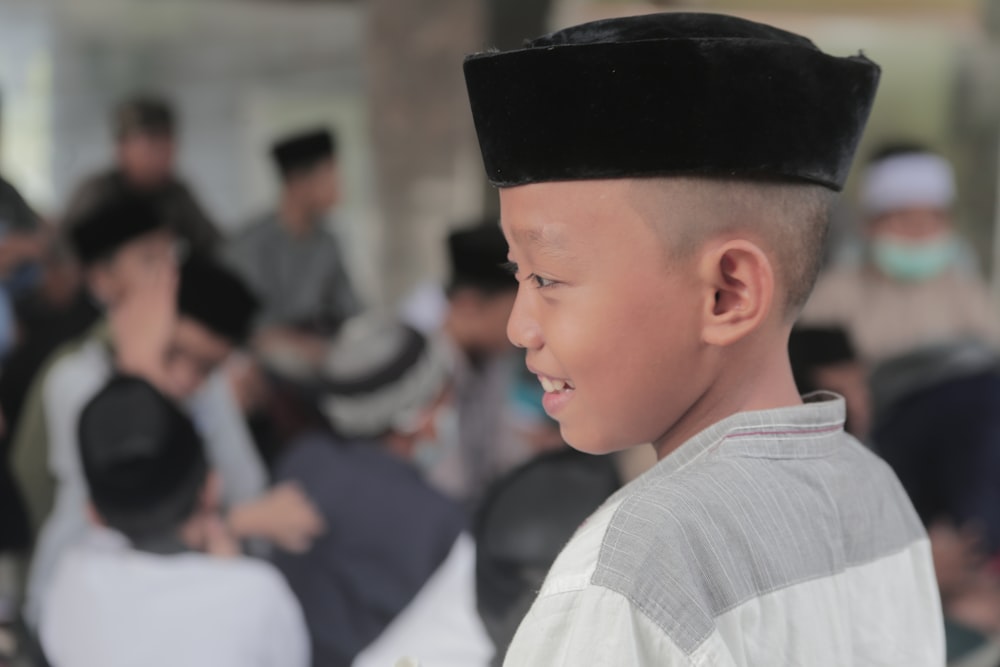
[531,274,556,289]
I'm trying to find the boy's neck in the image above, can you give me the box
[652,336,802,460]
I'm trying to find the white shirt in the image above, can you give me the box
[504,396,944,666]
[40,528,308,667]
[353,534,494,667]
[25,336,266,628]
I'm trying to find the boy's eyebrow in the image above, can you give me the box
[510,224,569,257]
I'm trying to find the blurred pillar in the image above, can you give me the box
[366,0,486,306]
[479,0,555,219]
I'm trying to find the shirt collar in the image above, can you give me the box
[638,392,847,487]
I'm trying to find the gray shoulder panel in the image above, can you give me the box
[591,435,925,655]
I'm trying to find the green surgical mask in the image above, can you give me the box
[871,236,957,282]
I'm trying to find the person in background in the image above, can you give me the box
[63,95,220,255]
[0,239,98,638]
[41,375,308,667]
[419,223,526,505]
[801,142,1000,368]
[788,326,872,442]
[801,143,1000,558]
[271,314,492,667]
[225,128,360,359]
[13,194,322,630]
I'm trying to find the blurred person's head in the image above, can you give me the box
[164,254,259,400]
[113,96,177,188]
[271,128,339,220]
[38,238,83,308]
[444,223,517,360]
[313,314,452,462]
[789,326,871,440]
[79,374,217,548]
[67,192,178,307]
[860,143,958,283]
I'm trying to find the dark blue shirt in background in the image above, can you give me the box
[273,433,465,667]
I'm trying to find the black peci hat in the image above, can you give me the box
[79,375,207,539]
[177,254,259,345]
[67,191,171,266]
[271,128,337,178]
[447,222,515,293]
[464,13,880,191]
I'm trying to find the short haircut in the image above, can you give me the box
[629,177,835,319]
[114,95,175,140]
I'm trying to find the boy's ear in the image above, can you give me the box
[697,239,775,347]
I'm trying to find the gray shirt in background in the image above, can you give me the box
[224,214,360,334]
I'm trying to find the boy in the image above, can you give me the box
[41,375,308,667]
[15,194,322,628]
[271,314,493,667]
[462,12,943,665]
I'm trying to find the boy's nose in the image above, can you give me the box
[506,290,543,350]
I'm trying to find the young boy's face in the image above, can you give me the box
[501,179,707,454]
[163,317,233,400]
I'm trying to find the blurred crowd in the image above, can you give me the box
[0,95,619,667]
[0,84,998,667]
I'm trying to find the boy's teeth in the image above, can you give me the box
[540,377,571,393]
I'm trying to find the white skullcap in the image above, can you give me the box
[859,152,956,216]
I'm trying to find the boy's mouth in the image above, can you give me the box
[537,375,575,393]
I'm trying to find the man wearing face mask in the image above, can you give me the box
[801,143,1000,557]
[801,143,1000,366]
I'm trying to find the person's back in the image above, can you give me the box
[43,528,306,667]
[276,434,466,664]
[40,375,308,667]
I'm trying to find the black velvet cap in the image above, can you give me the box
[271,128,337,177]
[79,375,207,538]
[67,191,170,266]
[464,13,880,191]
[447,222,515,293]
[178,254,259,345]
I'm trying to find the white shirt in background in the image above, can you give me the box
[40,528,309,667]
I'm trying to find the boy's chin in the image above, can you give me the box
[561,424,636,456]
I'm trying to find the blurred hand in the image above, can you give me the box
[226,354,269,415]
[202,513,240,558]
[111,260,178,388]
[228,482,325,553]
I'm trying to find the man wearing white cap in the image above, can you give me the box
[801,142,1000,366]
[802,143,1000,563]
